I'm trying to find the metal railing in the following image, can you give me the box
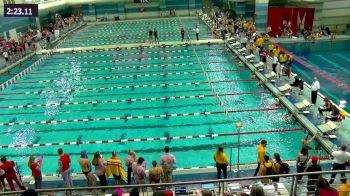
[1,170,349,195]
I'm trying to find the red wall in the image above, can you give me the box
[267,8,315,37]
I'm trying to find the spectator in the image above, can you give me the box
[149,160,163,185]
[106,151,126,185]
[271,153,282,182]
[254,140,267,176]
[315,176,338,196]
[213,146,228,179]
[160,146,176,184]
[250,184,265,196]
[318,97,332,115]
[92,152,108,191]
[0,156,26,191]
[28,155,43,189]
[305,156,322,194]
[296,147,309,183]
[329,145,350,184]
[132,157,146,191]
[338,178,350,196]
[125,149,137,185]
[58,148,73,188]
[78,150,96,187]
[259,155,273,183]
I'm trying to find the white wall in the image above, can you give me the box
[320,0,350,31]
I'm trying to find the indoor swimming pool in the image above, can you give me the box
[280,40,350,112]
[61,17,213,48]
[0,42,326,176]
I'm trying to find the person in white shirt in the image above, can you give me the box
[272,54,278,73]
[329,145,350,184]
[194,26,199,41]
[310,77,320,104]
[3,51,9,63]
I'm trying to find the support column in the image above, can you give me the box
[255,0,269,32]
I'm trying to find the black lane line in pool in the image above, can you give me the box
[32,59,237,71]
[47,47,225,60]
[10,76,208,91]
[0,102,216,116]
[0,107,284,126]
[76,27,202,39]
[62,42,223,53]
[0,91,268,109]
[0,88,212,102]
[0,127,303,149]
[57,48,226,60]
[16,69,248,84]
[0,120,231,135]
[42,53,232,66]
[0,79,257,96]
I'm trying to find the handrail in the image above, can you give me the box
[2,170,350,195]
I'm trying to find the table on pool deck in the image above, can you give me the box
[227,182,289,195]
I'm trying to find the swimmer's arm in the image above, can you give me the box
[305,134,316,144]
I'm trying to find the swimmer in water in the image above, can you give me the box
[284,114,292,123]
[251,73,257,79]
[274,98,281,105]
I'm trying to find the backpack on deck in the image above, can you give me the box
[279,162,290,174]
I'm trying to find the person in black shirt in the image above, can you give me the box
[154,28,159,44]
[148,29,153,44]
[180,28,185,42]
[305,156,322,193]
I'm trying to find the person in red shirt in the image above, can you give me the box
[58,148,73,188]
[28,155,43,189]
[0,157,26,191]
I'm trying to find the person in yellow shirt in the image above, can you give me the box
[256,36,264,49]
[268,44,274,52]
[339,178,350,196]
[254,140,267,176]
[279,52,288,65]
[259,155,273,183]
[213,146,228,179]
[273,46,280,57]
[106,151,126,185]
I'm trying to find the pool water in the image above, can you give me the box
[61,18,213,48]
[280,40,350,112]
[0,18,327,176]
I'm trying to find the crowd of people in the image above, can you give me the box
[0,146,176,194]
[0,14,81,67]
[200,137,350,195]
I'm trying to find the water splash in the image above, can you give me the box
[43,61,83,118]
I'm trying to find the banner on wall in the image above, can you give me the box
[267,8,315,37]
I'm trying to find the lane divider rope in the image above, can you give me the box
[16,69,248,84]
[0,91,268,109]
[0,79,257,96]
[0,127,302,149]
[0,107,284,126]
